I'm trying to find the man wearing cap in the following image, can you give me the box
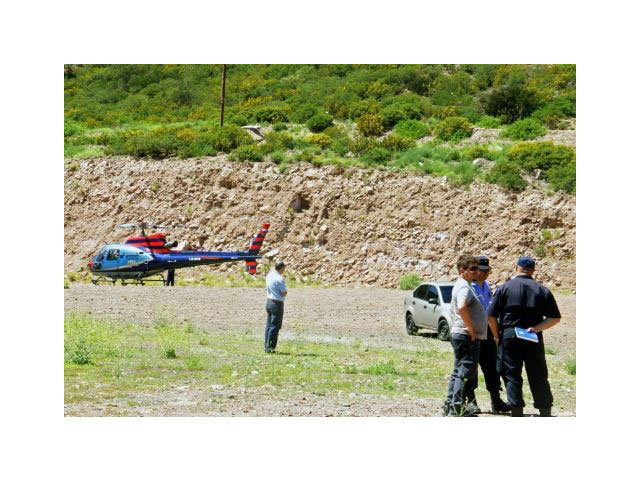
[487,256,561,417]
[472,256,510,414]
[444,254,489,416]
[264,261,288,353]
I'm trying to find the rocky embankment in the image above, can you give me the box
[64,157,576,289]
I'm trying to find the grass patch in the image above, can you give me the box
[64,313,575,414]
[564,355,576,375]
[175,270,329,288]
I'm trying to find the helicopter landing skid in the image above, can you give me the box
[91,273,167,286]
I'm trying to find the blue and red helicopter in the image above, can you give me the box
[88,222,270,285]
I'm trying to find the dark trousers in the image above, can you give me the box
[500,329,553,409]
[478,336,504,394]
[167,269,175,286]
[446,334,481,407]
[265,299,284,352]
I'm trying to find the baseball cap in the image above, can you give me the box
[517,256,536,269]
[476,256,491,271]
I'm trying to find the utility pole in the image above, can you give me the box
[220,64,227,127]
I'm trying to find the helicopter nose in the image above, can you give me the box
[88,259,94,271]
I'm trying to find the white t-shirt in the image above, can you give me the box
[450,277,488,339]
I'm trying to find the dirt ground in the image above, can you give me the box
[64,284,576,416]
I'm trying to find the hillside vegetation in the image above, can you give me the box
[64,64,576,193]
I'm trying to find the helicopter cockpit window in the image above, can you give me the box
[106,249,120,260]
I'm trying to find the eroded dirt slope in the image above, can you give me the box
[64,157,576,288]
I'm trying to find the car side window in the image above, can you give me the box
[414,285,428,300]
[426,285,439,303]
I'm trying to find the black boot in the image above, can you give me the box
[442,402,451,416]
[539,408,552,417]
[511,406,524,417]
[490,390,511,414]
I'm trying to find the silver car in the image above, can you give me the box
[403,282,454,340]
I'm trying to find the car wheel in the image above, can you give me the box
[406,313,418,336]
[437,319,450,341]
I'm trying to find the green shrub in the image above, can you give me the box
[433,116,474,142]
[349,136,377,156]
[475,115,502,128]
[94,132,113,146]
[231,144,263,162]
[481,81,540,123]
[273,122,288,131]
[501,118,547,140]
[290,104,318,123]
[163,347,177,359]
[508,142,575,173]
[399,273,422,290]
[203,126,253,153]
[107,125,252,158]
[120,127,182,158]
[547,162,576,193]
[64,120,85,138]
[532,93,576,128]
[357,113,384,137]
[308,133,332,148]
[393,119,430,139]
[331,137,350,155]
[348,99,381,119]
[255,105,290,123]
[362,147,392,165]
[263,131,295,150]
[366,80,394,98]
[460,144,501,162]
[306,113,334,133]
[486,160,527,191]
[381,102,422,128]
[380,134,415,152]
[227,113,250,126]
[67,338,92,365]
[432,105,460,119]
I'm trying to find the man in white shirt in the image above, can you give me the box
[444,254,496,416]
[265,261,288,353]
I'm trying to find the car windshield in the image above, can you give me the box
[440,286,453,304]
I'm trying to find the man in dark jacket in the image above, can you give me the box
[487,256,561,417]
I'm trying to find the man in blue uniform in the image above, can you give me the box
[487,256,561,417]
[265,261,288,353]
[472,256,510,414]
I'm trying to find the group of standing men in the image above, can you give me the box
[262,255,562,418]
[445,254,562,417]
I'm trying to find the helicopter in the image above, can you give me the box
[88,222,270,285]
